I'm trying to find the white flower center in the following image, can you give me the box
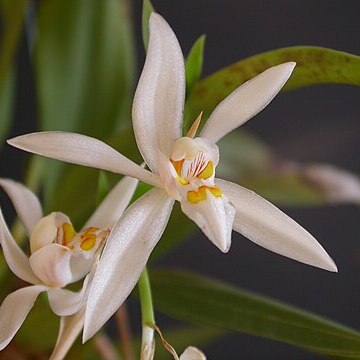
[167,137,222,203]
[29,212,109,287]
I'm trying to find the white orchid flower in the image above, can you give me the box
[8,12,337,342]
[0,176,138,356]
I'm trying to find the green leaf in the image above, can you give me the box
[45,164,99,227]
[15,293,58,352]
[142,0,154,50]
[35,0,136,206]
[0,0,26,87]
[0,69,14,147]
[0,0,25,146]
[185,35,206,99]
[185,46,360,124]
[152,269,360,359]
[35,0,135,135]
[96,171,111,206]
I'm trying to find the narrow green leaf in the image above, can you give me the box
[96,171,110,206]
[0,69,14,146]
[142,0,154,50]
[0,0,26,87]
[152,269,360,359]
[35,0,135,135]
[185,35,206,99]
[0,0,25,145]
[35,0,136,206]
[186,46,360,123]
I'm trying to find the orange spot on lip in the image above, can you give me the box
[171,159,184,176]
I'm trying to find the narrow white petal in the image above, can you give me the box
[0,178,42,235]
[217,179,337,272]
[84,189,174,342]
[50,307,85,360]
[132,12,185,171]
[200,63,296,143]
[180,346,207,360]
[0,208,38,284]
[181,191,235,253]
[48,274,90,317]
[84,176,138,229]
[29,244,73,287]
[0,285,47,350]
[8,132,161,187]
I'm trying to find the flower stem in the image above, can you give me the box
[138,268,155,360]
[138,268,155,326]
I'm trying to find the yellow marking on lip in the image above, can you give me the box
[187,185,222,204]
[171,159,190,185]
[62,223,77,246]
[80,235,96,251]
[79,227,100,251]
[197,161,214,179]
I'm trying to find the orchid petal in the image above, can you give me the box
[84,176,138,229]
[48,274,90,316]
[0,178,42,235]
[0,208,38,284]
[29,244,73,287]
[217,179,337,272]
[180,346,207,360]
[50,307,85,360]
[0,285,47,350]
[132,12,185,171]
[181,191,235,253]
[8,132,161,187]
[30,212,69,253]
[158,151,181,201]
[69,256,94,284]
[84,189,174,342]
[200,62,296,143]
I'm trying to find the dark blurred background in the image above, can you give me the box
[2,0,360,359]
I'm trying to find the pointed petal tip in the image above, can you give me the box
[149,11,161,23]
[217,241,231,254]
[324,257,338,273]
[273,61,296,77]
[7,136,18,147]
[82,327,91,344]
[312,248,338,273]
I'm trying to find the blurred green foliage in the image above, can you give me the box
[152,269,360,359]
